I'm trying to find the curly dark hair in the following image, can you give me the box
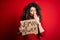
[21,2,41,22]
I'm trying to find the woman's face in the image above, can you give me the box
[30,7,36,16]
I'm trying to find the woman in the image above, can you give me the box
[19,2,44,40]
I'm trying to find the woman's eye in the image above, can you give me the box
[30,10,33,12]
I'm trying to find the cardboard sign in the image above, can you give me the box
[20,19,38,35]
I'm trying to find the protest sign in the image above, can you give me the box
[20,19,38,35]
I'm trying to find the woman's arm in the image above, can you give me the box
[38,22,44,33]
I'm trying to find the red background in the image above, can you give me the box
[0,0,60,40]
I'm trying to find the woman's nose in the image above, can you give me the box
[33,11,36,14]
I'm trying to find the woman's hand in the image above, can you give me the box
[19,26,26,33]
[19,27,23,33]
[34,13,39,23]
[17,27,22,35]
[34,13,44,33]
